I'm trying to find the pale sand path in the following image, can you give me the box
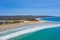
[0,20,46,31]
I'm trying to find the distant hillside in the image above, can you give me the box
[0,15,53,20]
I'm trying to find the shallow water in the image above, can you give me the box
[9,26,60,40]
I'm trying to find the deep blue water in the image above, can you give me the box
[41,17,60,22]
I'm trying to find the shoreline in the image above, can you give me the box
[0,20,46,31]
[0,22,60,40]
[0,20,60,40]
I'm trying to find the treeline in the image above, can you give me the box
[0,20,24,25]
[0,15,53,25]
[0,15,53,20]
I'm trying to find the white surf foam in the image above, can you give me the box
[0,24,60,40]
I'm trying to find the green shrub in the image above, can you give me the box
[13,20,20,23]
[26,18,38,21]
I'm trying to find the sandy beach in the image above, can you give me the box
[0,21,60,40]
[0,20,46,31]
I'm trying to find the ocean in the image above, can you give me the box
[9,17,60,40]
[41,17,60,22]
[9,27,60,40]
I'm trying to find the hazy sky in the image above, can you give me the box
[0,0,60,16]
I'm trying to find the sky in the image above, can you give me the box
[0,0,60,16]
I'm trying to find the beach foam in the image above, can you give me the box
[0,24,60,40]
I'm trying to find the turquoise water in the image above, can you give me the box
[9,17,60,40]
[9,26,60,40]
